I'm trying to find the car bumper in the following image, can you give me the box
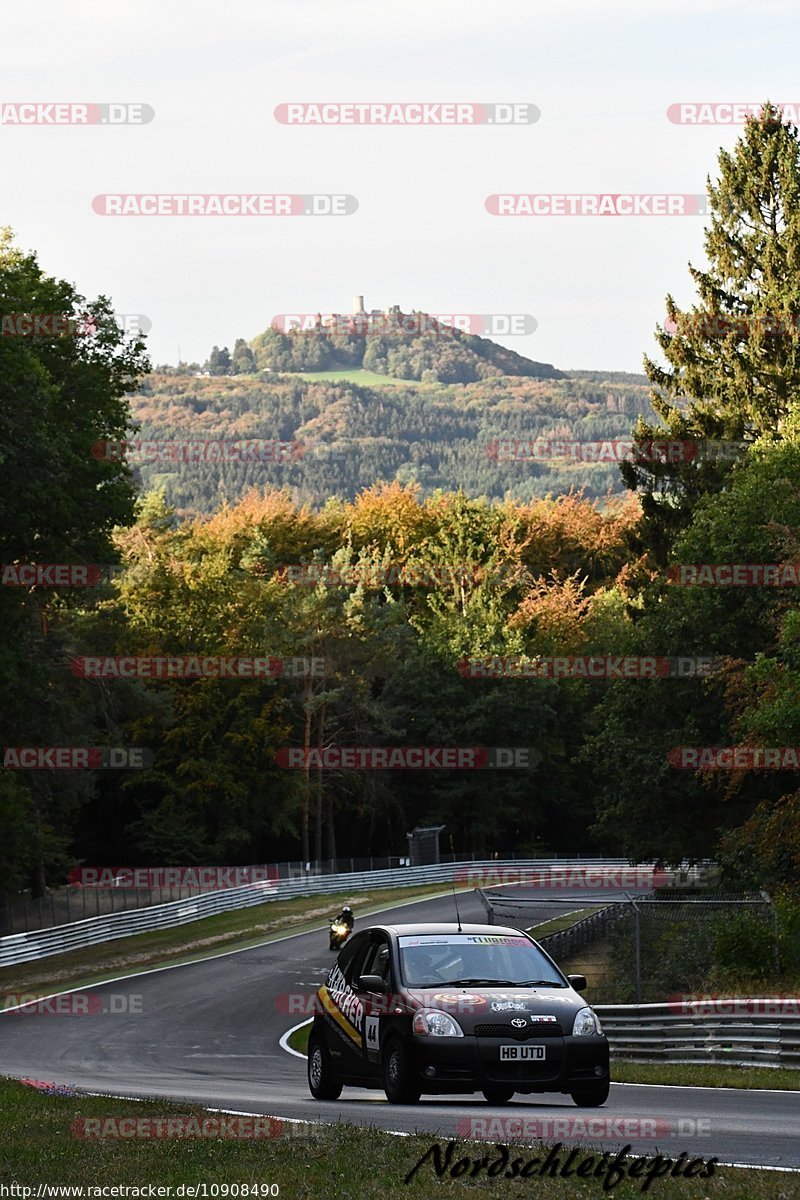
[408,1035,609,1094]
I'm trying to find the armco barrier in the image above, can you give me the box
[596,1001,800,1069]
[0,858,634,968]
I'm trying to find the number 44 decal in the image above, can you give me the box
[365,1015,380,1050]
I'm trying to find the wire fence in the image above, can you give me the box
[483,891,778,1004]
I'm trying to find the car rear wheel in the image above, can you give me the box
[570,1082,609,1106]
[307,1034,343,1100]
[482,1086,515,1105]
[382,1037,422,1105]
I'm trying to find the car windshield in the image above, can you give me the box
[397,933,566,989]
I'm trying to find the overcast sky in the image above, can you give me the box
[1,0,796,372]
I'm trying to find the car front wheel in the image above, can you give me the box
[307,1034,343,1100]
[382,1037,422,1105]
[570,1082,609,1106]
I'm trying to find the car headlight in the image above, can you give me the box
[412,1009,464,1037]
[572,1007,603,1037]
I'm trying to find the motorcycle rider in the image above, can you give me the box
[334,905,354,931]
[329,905,354,950]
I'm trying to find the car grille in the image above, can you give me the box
[474,1022,564,1039]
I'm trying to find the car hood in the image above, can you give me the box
[404,986,587,1030]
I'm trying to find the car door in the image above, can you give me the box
[352,932,393,1075]
[321,930,371,1077]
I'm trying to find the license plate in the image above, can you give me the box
[500,1044,545,1061]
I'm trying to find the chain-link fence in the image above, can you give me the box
[482,891,779,1004]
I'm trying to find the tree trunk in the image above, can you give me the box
[314,702,325,865]
[301,679,312,863]
[325,787,336,862]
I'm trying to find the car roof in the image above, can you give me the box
[363,922,530,938]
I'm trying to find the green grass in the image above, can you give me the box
[0,1078,793,1197]
[281,368,423,387]
[611,1060,800,1090]
[0,881,460,999]
[288,1022,312,1055]
[527,906,606,939]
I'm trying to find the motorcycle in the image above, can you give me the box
[329,921,351,951]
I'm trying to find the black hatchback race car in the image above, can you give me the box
[307,922,609,1106]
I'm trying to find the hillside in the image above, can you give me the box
[129,366,654,515]
[249,310,563,383]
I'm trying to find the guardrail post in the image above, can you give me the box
[631,896,642,1004]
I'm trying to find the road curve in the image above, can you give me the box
[1,888,798,1170]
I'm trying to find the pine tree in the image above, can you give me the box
[231,337,256,374]
[206,345,231,375]
[622,103,800,563]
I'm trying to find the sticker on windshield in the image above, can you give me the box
[465,936,530,946]
[398,937,455,947]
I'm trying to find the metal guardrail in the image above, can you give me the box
[596,1001,800,1069]
[2,851,643,936]
[0,857,632,968]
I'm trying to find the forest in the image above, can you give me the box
[2,105,800,904]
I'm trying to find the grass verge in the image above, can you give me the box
[0,1078,794,1197]
[527,906,606,939]
[288,1022,311,1055]
[0,882,459,999]
[611,1059,800,1091]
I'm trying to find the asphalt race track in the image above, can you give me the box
[1,887,798,1170]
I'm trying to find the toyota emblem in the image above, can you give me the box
[511,1017,527,1028]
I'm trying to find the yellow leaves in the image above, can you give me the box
[346,482,434,550]
[510,573,590,653]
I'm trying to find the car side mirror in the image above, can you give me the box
[567,974,587,992]
[358,974,389,994]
